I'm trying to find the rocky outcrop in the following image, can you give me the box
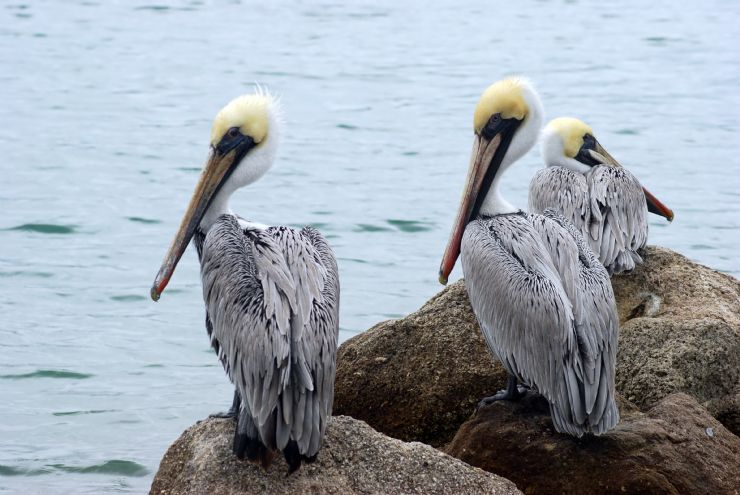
[612,246,740,434]
[154,246,739,494]
[334,246,740,441]
[150,415,521,495]
[334,280,505,447]
[445,393,740,494]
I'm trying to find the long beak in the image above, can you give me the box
[438,133,503,285]
[643,187,674,222]
[150,150,238,301]
[588,140,621,167]
[589,140,674,222]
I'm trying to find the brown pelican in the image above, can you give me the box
[150,91,340,473]
[439,78,620,437]
[530,117,674,274]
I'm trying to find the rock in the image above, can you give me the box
[445,393,740,494]
[149,415,521,495]
[612,246,740,434]
[335,246,740,443]
[334,280,505,447]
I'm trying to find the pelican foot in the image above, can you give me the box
[209,410,237,419]
[477,375,527,409]
[477,386,527,409]
[210,389,240,420]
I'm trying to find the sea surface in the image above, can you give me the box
[1,0,739,492]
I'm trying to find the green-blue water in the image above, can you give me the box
[2,0,739,492]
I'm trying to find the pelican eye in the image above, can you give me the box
[482,112,512,139]
[216,127,252,155]
[575,134,601,166]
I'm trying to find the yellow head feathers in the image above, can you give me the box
[210,93,274,146]
[546,117,594,158]
[474,77,530,133]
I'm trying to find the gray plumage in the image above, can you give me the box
[528,165,649,274]
[195,214,339,460]
[462,210,619,436]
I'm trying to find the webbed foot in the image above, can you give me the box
[478,375,527,409]
[209,389,240,420]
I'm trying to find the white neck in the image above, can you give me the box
[479,83,544,216]
[199,113,280,231]
[199,188,234,230]
[539,126,590,174]
[480,175,517,215]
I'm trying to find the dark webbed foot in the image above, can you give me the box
[209,411,237,419]
[209,389,240,420]
[478,375,527,409]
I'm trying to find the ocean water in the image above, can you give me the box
[1,0,739,492]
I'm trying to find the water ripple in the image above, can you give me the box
[7,223,77,234]
[48,460,149,477]
[0,464,51,476]
[0,369,93,380]
[53,409,118,417]
[387,219,434,233]
[110,294,147,302]
[354,223,392,232]
[127,217,161,224]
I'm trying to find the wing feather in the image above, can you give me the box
[535,210,620,429]
[586,166,648,274]
[529,165,649,274]
[463,212,619,437]
[529,167,590,238]
[199,216,339,456]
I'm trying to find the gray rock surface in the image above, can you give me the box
[612,246,740,434]
[334,280,506,447]
[150,415,521,495]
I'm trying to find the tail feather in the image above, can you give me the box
[233,407,275,469]
[608,249,641,274]
[282,439,318,475]
[234,400,323,474]
[233,427,274,469]
[549,381,619,437]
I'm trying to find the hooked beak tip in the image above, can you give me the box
[642,187,674,225]
[150,285,161,302]
[438,273,448,286]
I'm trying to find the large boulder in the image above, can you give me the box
[149,415,521,495]
[334,246,740,442]
[611,246,740,434]
[334,280,505,447]
[445,393,740,494]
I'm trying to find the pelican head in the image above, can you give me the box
[541,117,619,173]
[541,116,674,222]
[151,91,280,301]
[439,77,543,285]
